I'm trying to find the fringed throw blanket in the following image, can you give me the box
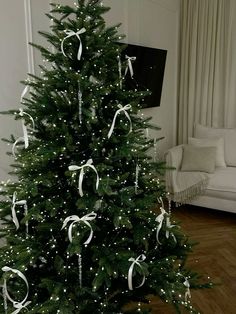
[165,146,209,203]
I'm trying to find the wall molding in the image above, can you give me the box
[24,0,35,75]
[49,2,55,28]
[49,1,56,53]
[123,1,129,42]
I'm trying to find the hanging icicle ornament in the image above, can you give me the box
[89,75,101,85]
[2,266,31,314]
[11,192,28,234]
[145,128,149,139]
[78,254,82,288]
[68,159,99,197]
[91,106,96,118]
[125,55,136,78]
[135,164,140,194]
[2,284,7,314]
[94,199,103,210]
[117,55,122,89]
[12,87,35,158]
[61,212,97,288]
[78,82,83,124]
[107,104,132,138]
[61,28,86,60]
[128,254,146,290]
[183,277,191,302]
[153,138,157,162]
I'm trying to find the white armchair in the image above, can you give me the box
[165,124,236,213]
[165,145,209,203]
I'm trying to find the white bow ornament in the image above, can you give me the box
[155,206,167,245]
[183,277,191,302]
[11,192,28,233]
[62,212,97,245]
[2,266,31,314]
[68,159,99,197]
[125,55,136,78]
[166,215,177,242]
[108,104,132,139]
[128,254,146,291]
[61,28,86,60]
[156,197,176,244]
[12,87,35,158]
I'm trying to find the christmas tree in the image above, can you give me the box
[0,1,210,313]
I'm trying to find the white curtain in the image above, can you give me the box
[177,0,236,144]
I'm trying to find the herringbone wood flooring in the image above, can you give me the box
[149,205,236,314]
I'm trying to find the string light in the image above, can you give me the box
[0,1,203,313]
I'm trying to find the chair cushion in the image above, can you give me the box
[207,167,236,193]
[194,123,236,167]
[188,136,226,167]
[181,145,216,173]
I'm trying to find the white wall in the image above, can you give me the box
[0,0,179,181]
[104,0,180,157]
[0,1,28,181]
[0,0,71,181]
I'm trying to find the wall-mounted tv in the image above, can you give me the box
[121,43,167,108]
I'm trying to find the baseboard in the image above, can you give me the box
[188,195,236,213]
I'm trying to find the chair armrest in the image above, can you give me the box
[166,145,184,171]
[165,145,209,202]
[165,145,184,194]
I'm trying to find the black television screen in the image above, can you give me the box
[121,43,167,108]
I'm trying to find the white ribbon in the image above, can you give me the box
[125,55,136,78]
[68,159,99,197]
[11,192,28,233]
[20,85,29,104]
[12,106,35,158]
[107,104,132,139]
[61,28,86,60]
[155,206,166,245]
[128,254,146,291]
[2,266,31,314]
[156,197,176,244]
[12,138,25,159]
[61,212,97,244]
[166,215,177,243]
[183,278,191,302]
[19,108,35,148]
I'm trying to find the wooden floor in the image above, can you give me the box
[149,205,236,314]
